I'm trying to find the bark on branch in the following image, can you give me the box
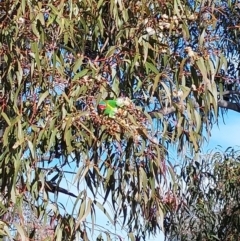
[218,100,240,113]
[150,99,240,117]
[222,90,240,96]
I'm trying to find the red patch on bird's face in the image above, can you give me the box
[98,103,106,110]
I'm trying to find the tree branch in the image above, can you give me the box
[149,99,240,117]
[222,90,240,96]
[218,100,240,113]
[148,106,176,117]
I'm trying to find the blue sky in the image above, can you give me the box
[204,110,240,150]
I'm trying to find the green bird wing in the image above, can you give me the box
[106,100,117,107]
[104,100,118,118]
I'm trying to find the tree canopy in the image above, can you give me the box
[165,148,240,241]
[0,0,240,240]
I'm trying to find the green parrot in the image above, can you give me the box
[98,98,130,118]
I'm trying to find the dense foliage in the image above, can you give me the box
[0,0,240,240]
[165,148,240,241]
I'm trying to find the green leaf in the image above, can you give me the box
[48,128,58,152]
[17,120,24,140]
[97,0,104,9]
[196,57,209,84]
[14,223,27,241]
[21,0,26,14]
[105,232,111,241]
[143,40,149,64]
[112,75,120,96]
[90,205,96,235]
[157,202,165,231]
[31,22,40,38]
[152,73,161,96]
[140,167,147,190]
[145,62,159,74]
[73,57,83,74]
[194,109,201,134]
[93,200,114,225]
[199,28,205,47]
[128,232,135,241]
[31,42,41,70]
[179,85,191,101]
[27,140,35,159]
[16,60,23,86]
[76,199,92,230]
[36,12,45,26]
[1,112,11,126]
[106,46,117,58]
[56,226,63,241]
[79,197,86,221]
[210,81,218,117]
[160,81,172,106]
[37,90,49,108]
[73,69,89,81]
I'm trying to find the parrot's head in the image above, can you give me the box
[98,101,106,112]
